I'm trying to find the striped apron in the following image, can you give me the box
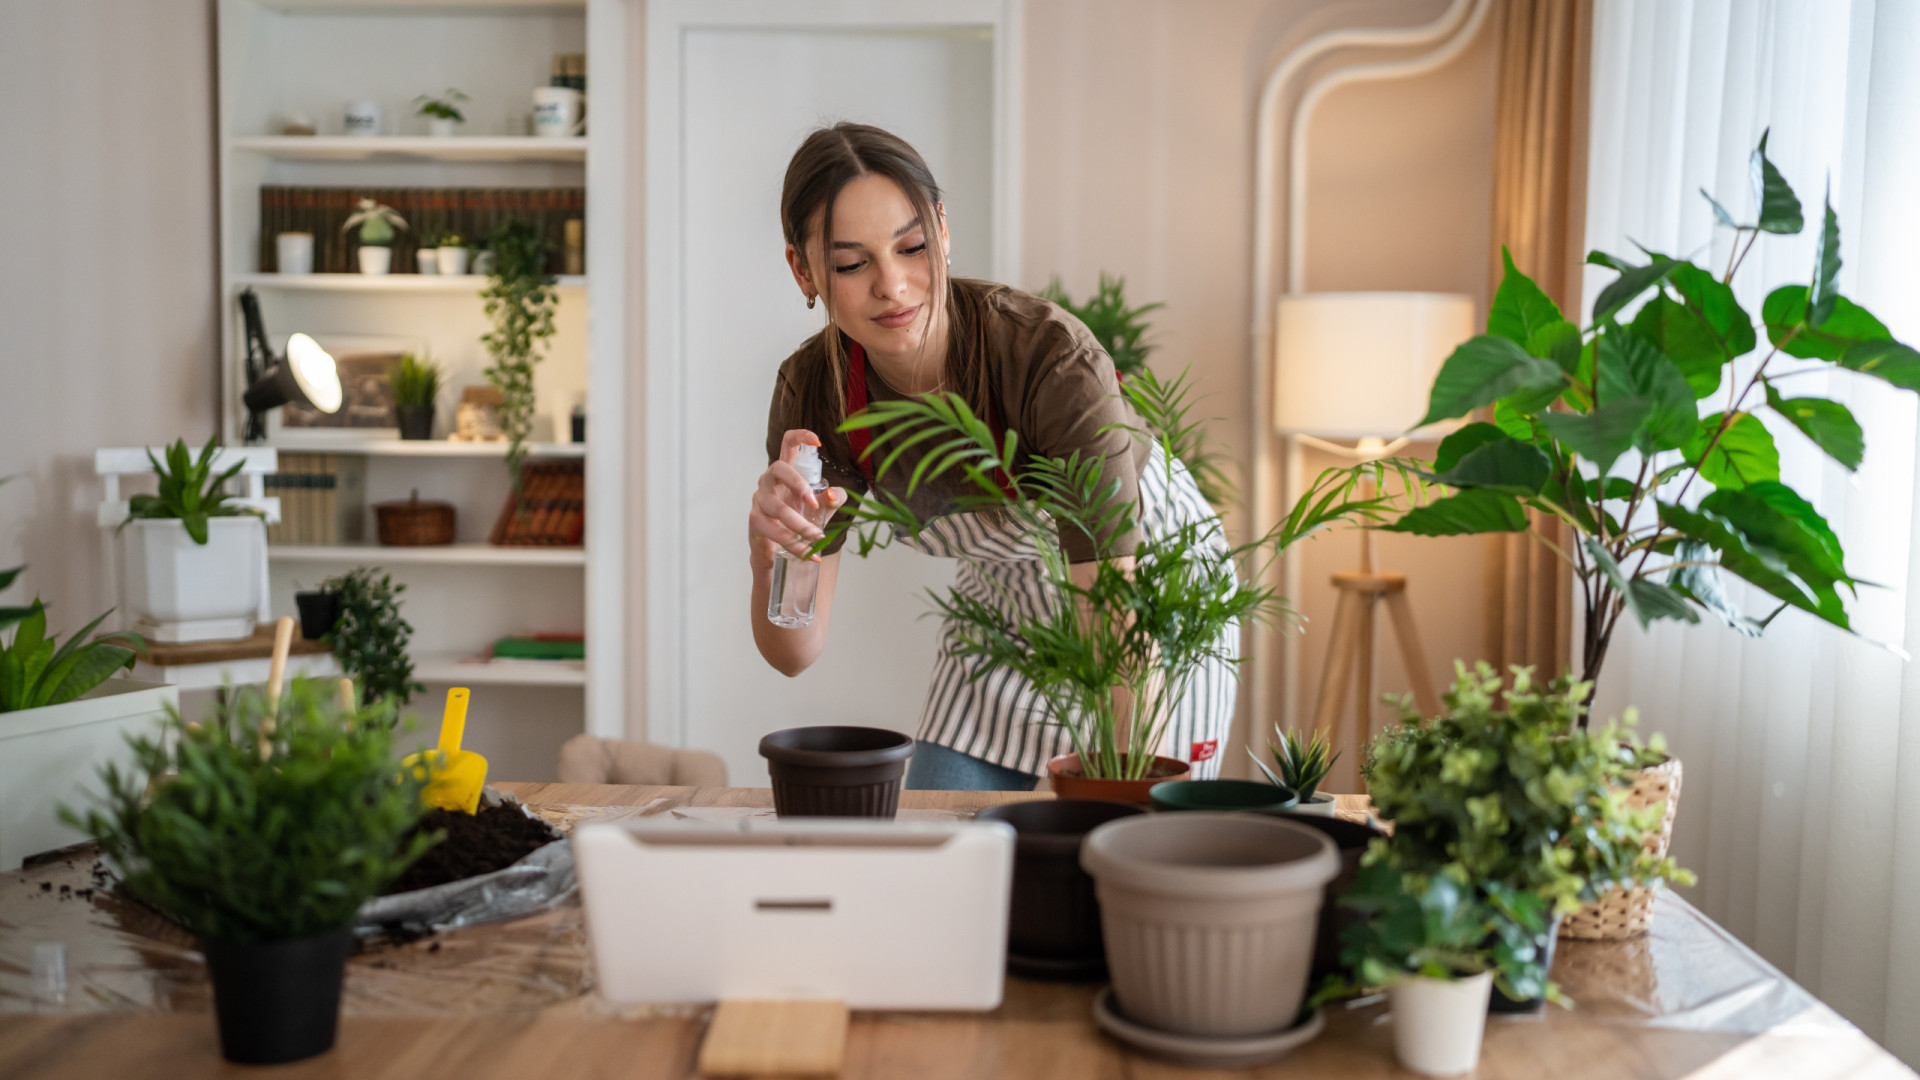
[846,347,1238,779]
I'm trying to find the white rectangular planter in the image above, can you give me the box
[0,678,176,871]
[120,516,266,642]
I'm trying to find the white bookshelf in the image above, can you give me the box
[218,0,622,781]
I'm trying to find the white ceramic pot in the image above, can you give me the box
[1292,794,1338,817]
[0,678,176,870]
[357,246,392,275]
[415,249,439,274]
[276,232,314,275]
[427,117,457,137]
[436,246,470,276]
[1390,972,1493,1076]
[119,517,265,643]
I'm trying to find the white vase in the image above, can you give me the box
[1389,973,1493,1077]
[358,246,392,275]
[427,117,457,137]
[0,679,176,870]
[119,517,265,643]
[436,246,471,276]
[1293,794,1338,817]
[276,231,314,275]
[415,249,439,274]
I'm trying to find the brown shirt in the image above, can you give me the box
[764,283,1148,562]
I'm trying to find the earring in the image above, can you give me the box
[807,294,816,309]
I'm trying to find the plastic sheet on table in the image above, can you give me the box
[354,789,574,939]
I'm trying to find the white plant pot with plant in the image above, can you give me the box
[1390,972,1494,1077]
[118,438,267,643]
[436,236,470,277]
[414,88,468,138]
[343,198,407,277]
[1252,725,1339,814]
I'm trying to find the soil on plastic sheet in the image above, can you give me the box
[380,803,559,896]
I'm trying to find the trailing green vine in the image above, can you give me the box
[480,219,558,482]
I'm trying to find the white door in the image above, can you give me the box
[650,8,1017,784]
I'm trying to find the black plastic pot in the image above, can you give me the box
[1489,913,1564,1013]
[294,590,339,640]
[202,928,354,1064]
[758,726,914,818]
[1149,779,1299,814]
[977,798,1145,980]
[1273,810,1387,985]
[396,405,434,440]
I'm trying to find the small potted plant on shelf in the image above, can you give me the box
[1331,863,1555,1077]
[64,680,435,1065]
[390,352,443,440]
[1251,725,1339,815]
[342,198,408,276]
[1362,663,1693,1011]
[436,231,470,277]
[317,567,421,707]
[413,231,442,275]
[119,436,266,643]
[413,88,469,137]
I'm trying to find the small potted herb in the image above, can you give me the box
[413,88,469,137]
[1331,863,1555,1076]
[120,436,266,642]
[390,352,443,440]
[318,567,422,707]
[64,680,435,1064]
[436,231,470,277]
[1251,725,1339,815]
[342,198,408,275]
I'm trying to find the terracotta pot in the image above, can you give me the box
[975,798,1145,979]
[1046,753,1188,805]
[1082,812,1337,1037]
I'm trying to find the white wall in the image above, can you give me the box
[0,0,221,638]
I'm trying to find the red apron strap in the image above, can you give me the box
[846,340,1014,497]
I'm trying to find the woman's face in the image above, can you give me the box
[787,173,948,358]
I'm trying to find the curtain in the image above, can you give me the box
[1583,0,1920,1062]
[1486,0,1590,674]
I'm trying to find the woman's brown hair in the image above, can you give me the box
[779,123,1001,466]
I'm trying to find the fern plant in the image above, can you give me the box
[0,600,143,714]
[481,219,558,481]
[124,436,258,545]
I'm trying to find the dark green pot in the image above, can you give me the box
[1148,779,1299,815]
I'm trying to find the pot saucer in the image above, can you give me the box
[1092,987,1324,1068]
[1007,951,1107,982]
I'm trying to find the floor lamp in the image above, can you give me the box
[1271,292,1471,767]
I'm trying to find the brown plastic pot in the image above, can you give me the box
[1272,810,1387,984]
[1082,812,1338,1038]
[976,799,1146,980]
[1046,753,1189,805]
[759,726,914,818]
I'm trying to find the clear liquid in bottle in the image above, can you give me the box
[767,444,829,628]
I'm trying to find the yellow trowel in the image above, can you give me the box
[405,688,487,814]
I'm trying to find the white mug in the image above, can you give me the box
[343,100,383,137]
[276,232,314,275]
[531,87,584,137]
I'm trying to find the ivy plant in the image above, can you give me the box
[480,218,558,482]
[123,436,258,545]
[1383,131,1920,706]
[318,567,421,709]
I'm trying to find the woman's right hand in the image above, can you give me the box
[748,430,843,570]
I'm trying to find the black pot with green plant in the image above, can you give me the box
[63,680,434,1064]
[317,566,421,707]
[390,352,443,440]
[293,587,339,640]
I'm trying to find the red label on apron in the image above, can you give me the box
[1190,740,1218,763]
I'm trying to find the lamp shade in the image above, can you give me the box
[243,332,342,415]
[1272,292,1475,438]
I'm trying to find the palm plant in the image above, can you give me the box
[1251,725,1339,800]
[124,436,258,545]
[831,366,1420,780]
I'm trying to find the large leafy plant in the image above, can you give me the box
[124,436,257,545]
[480,218,559,481]
[830,366,1414,779]
[318,567,420,708]
[64,679,434,943]
[0,599,143,713]
[1384,132,1917,705]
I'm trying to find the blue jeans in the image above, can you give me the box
[905,741,1039,791]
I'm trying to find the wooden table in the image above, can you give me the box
[0,783,1912,1079]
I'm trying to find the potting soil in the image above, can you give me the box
[380,804,559,895]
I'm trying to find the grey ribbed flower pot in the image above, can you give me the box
[1081,812,1337,1037]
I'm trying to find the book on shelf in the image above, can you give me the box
[258,186,585,276]
[265,453,364,545]
[489,460,585,546]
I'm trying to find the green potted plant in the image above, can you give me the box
[413,87,468,137]
[390,352,443,440]
[119,436,266,643]
[436,231,470,277]
[1362,663,1693,1010]
[1251,725,1340,815]
[317,567,421,707]
[831,368,1408,804]
[481,218,558,482]
[342,197,408,275]
[64,680,434,1064]
[1331,863,1555,1076]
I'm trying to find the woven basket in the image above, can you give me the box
[1560,756,1683,941]
[375,490,456,546]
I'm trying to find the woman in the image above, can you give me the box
[749,122,1233,790]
